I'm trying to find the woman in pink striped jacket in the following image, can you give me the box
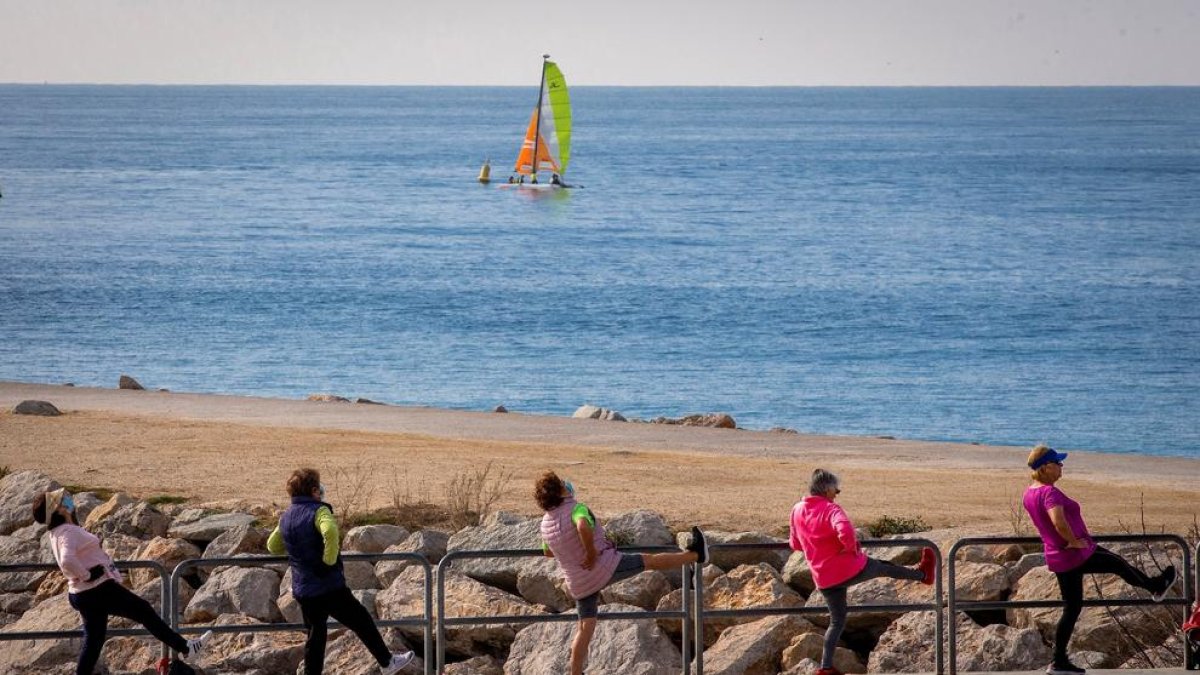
[535,471,707,675]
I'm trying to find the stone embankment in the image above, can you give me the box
[0,470,1186,674]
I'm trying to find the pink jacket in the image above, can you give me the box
[540,499,621,600]
[48,524,122,594]
[790,495,867,589]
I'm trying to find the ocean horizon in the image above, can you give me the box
[1,85,1197,458]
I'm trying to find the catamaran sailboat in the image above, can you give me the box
[502,54,572,189]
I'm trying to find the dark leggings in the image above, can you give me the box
[68,580,189,675]
[298,586,391,675]
[819,558,924,669]
[1053,546,1162,662]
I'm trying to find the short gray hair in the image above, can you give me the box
[809,469,839,496]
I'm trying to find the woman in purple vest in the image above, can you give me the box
[535,471,709,675]
[1022,445,1177,675]
[267,468,414,675]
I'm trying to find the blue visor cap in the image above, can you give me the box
[1030,449,1068,470]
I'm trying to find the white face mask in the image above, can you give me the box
[318,483,327,500]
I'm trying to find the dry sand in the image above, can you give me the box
[2,381,1197,536]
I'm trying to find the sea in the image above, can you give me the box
[0,86,1197,458]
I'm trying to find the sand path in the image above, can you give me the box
[2,381,1197,535]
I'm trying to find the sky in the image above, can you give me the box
[1,0,1198,86]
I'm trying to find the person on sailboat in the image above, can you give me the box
[550,174,562,187]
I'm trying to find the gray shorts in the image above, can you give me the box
[575,554,645,619]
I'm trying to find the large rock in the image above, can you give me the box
[101,533,145,564]
[446,655,505,675]
[867,611,1051,673]
[571,405,627,422]
[318,625,421,674]
[168,512,258,544]
[781,632,865,673]
[0,593,80,673]
[700,614,817,675]
[0,471,60,535]
[445,513,552,595]
[12,400,61,416]
[343,524,410,553]
[98,635,159,674]
[781,551,814,595]
[601,570,673,611]
[504,603,680,675]
[1006,552,1044,586]
[1008,563,1178,667]
[130,536,202,588]
[202,524,268,560]
[659,563,805,646]
[378,566,542,658]
[375,529,449,588]
[603,510,675,547]
[118,374,145,390]
[184,565,282,623]
[344,560,379,591]
[678,530,789,571]
[952,561,1009,601]
[804,572,933,638]
[187,613,305,673]
[90,501,170,540]
[0,535,50,592]
[651,413,737,428]
[515,565,573,612]
[82,492,137,530]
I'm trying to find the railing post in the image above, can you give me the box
[693,563,705,675]
[934,549,944,675]
[1188,540,1198,670]
[681,560,692,675]
[946,540,962,675]
[436,553,451,675]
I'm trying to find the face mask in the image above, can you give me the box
[62,494,75,512]
[318,483,327,501]
[564,480,575,497]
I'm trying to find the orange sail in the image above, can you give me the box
[513,108,559,176]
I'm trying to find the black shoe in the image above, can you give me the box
[1152,565,1177,602]
[1046,660,1086,675]
[687,526,710,564]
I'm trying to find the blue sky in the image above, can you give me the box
[1,0,1197,85]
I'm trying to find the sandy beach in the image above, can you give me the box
[2,381,1197,537]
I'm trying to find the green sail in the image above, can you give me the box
[542,61,571,174]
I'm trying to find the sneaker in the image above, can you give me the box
[1046,661,1086,675]
[815,668,844,675]
[686,526,710,564]
[1152,565,1177,602]
[381,650,414,675]
[184,629,212,664]
[918,547,936,585]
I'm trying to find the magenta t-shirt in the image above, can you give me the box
[1023,484,1096,572]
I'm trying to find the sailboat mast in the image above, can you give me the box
[531,54,549,181]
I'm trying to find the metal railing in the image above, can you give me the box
[0,560,172,659]
[691,539,944,675]
[435,546,693,675]
[168,553,434,675]
[947,535,1195,674]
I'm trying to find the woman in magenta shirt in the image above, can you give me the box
[1023,445,1177,675]
[790,469,936,675]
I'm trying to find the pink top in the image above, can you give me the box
[1023,484,1096,573]
[48,523,123,594]
[540,498,621,600]
[790,495,868,589]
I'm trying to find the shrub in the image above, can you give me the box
[146,495,188,506]
[867,514,931,538]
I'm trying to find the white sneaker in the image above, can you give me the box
[381,650,414,675]
[184,629,213,664]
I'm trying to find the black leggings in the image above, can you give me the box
[298,586,391,675]
[68,580,188,675]
[1053,546,1161,662]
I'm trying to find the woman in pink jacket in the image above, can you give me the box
[535,471,708,675]
[34,488,211,675]
[790,469,936,675]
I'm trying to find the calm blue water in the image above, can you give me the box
[1,86,1198,457]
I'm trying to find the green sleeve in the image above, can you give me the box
[571,503,595,528]
[314,506,340,566]
[266,525,286,555]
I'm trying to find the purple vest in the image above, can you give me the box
[281,497,345,599]
[540,498,621,599]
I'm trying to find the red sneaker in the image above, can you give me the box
[918,547,937,585]
[815,668,845,675]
